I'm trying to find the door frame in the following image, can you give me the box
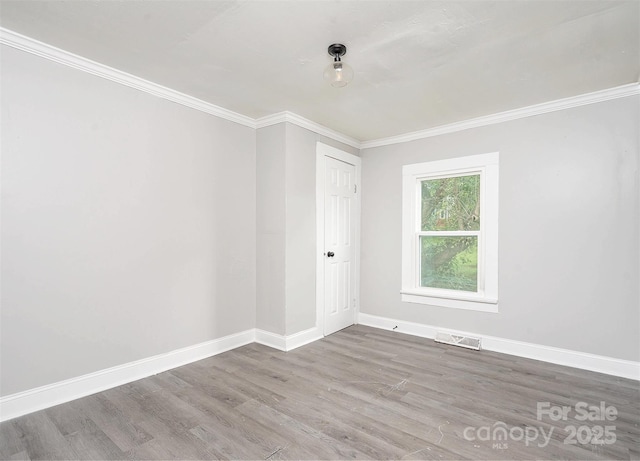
[315,142,362,336]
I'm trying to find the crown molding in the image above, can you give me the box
[0,27,360,147]
[360,83,640,149]
[2,27,638,151]
[0,27,256,129]
[255,111,361,149]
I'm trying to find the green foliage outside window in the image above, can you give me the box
[421,236,478,291]
[420,174,480,292]
[421,174,480,231]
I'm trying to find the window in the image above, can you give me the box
[401,152,499,312]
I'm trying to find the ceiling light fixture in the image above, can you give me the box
[324,43,354,88]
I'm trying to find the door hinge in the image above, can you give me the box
[354,184,357,193]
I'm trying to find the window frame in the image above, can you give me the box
[401,152,499,312]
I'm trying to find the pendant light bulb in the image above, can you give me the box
[324,43,353,87]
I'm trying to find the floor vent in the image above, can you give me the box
[435,332,481,351]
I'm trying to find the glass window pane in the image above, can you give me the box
[420,236,478,292]
[421,175,480,231]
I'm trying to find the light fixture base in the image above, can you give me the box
[328,43,347,60]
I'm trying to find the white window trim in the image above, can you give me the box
[401,152,499,313]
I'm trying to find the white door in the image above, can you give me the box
[324,156,357,335]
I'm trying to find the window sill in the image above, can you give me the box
[400,289,499,313]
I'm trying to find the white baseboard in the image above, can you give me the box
[255,326,323,352]
[286,326,323,351]
[255,329,287,351]
[11,315,633,423]
[0,329,255,422]
[358,313,640,381]
[1,325,326,422]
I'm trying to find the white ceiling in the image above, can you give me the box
[1,1,638,142]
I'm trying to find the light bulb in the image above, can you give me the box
[324,60,354,88]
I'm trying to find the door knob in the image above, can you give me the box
[327,251,335,258]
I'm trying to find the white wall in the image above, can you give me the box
[256,124,287,335]
[1,46,257,396]
[360,96,639,362]
[255,122,358,337]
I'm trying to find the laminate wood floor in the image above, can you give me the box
[1,325,638,460]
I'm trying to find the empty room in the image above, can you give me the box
[1,1,639,459]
